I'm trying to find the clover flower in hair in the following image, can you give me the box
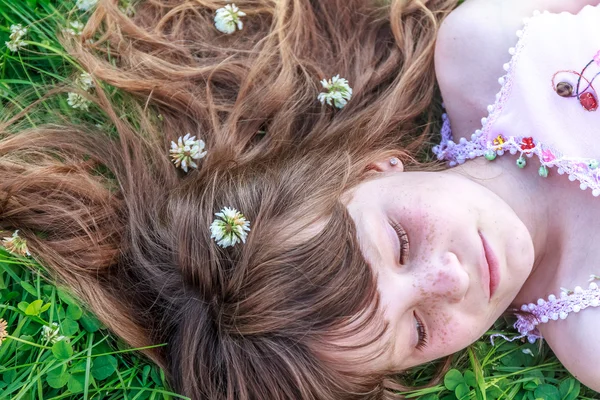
[214,4,247,34]
[5,24,27,52]
[63,21,85,36]
[317,75,353,109]
[210,207,251,248]
[76,0,98,11]
[170,133,207,173]
[67,72,95,110]
[2,230,30,257]
[77,72,94,91]
[67,92,91,111]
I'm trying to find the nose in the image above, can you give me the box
[412,251,470,304]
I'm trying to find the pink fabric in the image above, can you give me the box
[481,6,600,159]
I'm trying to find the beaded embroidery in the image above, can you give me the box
[552,56,600,111]
[433,11,600,196]
[492,278,600,344]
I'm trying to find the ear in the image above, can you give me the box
[367,157,404,173]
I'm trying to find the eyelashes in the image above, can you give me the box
[390,222,426,350]
[414,311,428,350]
[392,223,427,350]
[391,223,409,265]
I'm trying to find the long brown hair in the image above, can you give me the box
[0,0,456,398]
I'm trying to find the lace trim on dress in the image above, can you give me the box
[432,11,537,166]
[492,279,600,344]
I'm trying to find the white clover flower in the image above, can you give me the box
[210,207,251,248]
[76,72,94,91]
[214,4,246,34]
[41,323,66,344]
[63,21,85,36]
[1,230,30,257]
[67,92,91,111]
[317,75,353,109]
[76,0,98,11]
[170,133,207,172]
[5,24,28,52]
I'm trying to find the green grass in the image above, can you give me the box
[0,249,184,399]
[0,1,597,399]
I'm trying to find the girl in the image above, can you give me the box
[1,0,599,398]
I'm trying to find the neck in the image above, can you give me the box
[445,156,577,298]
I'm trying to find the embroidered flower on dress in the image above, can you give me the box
[520,137,535,151]
[214,4,247,34]
[170,133,207,172]
[76,0,98,11]
[2,230,30,257]
[5,24,28,52]
[0,318,8,346]
[41,323,65,344]
[317,75,353,109]
[64,21,85,36]
[492,134,506,149]
[541,149,556,163]
[210,207,251,248]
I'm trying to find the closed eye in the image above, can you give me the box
[391,222,409,264]
[414,311,428,351]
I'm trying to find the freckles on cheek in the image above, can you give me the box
[434,319,463,350]
[434,317,483,354]
[420,299,454,348]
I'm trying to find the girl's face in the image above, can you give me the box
[345,170,535,370]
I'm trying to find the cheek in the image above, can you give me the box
[428,316,485,356]
[422,307,454,347]
[419,269,463,294]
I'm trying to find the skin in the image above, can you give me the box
[345,166,535,370]
[345,0,600,390]
[435,0,600,391]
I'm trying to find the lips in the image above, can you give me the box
[479,232,500,300]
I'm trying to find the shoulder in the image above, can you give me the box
[434,0,600,140]
[542,307,600,391]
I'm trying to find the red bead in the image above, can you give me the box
[580,92,598,111]
[520,137,535,151]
